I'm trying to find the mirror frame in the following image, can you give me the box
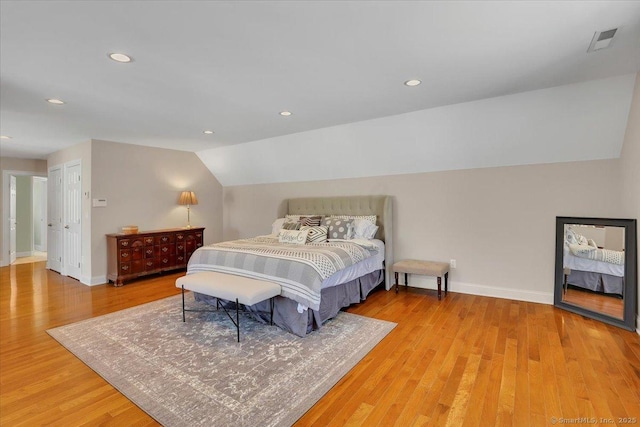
[555,216,637,331]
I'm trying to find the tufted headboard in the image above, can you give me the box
[281,195,394,291]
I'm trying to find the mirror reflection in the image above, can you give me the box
[562,224,625,320]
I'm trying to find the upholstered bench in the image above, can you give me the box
[393,260,450,300]
[176,272,281,342]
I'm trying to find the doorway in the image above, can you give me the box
[14,176,48,264]
[2,170,47,267]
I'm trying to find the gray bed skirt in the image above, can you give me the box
[193,269,384,337]
[566,269,623,296]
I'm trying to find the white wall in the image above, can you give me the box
[199,74,636,186]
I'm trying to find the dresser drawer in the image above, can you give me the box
[155,234,174,245]
[144,259,156,271]
[107,227,204,286]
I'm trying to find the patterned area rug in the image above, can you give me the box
[47,295,395,427]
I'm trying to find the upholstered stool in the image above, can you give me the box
[393,260,450,300]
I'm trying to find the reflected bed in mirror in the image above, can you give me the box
[555,217,637,331]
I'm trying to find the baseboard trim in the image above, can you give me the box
[636,314,640,336]
[16,251,33,257]
[450,281,554,305]
[81,275,107,286]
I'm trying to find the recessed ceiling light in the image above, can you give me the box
[47,98,65,105]
[0,135,11,140]
[109,52,132,63]
[279,111,292,116]
[203,130,214,135]
[404,79,421,87]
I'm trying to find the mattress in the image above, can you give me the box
[563,247,624,277]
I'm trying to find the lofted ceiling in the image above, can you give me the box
[1,1,639,160]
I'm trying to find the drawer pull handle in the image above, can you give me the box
[122,265,129,271]
[162,247,168,253]
[121,241,129,247]
[121,252,129,258]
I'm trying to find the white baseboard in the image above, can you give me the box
[636,314,640,336]
[450,281,554,305]
[394,276,553,305]
[81,275,107,286]
[16,251,33,257]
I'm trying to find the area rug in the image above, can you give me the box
[47,295,395,426]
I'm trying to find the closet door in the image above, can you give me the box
[63,161,82,280]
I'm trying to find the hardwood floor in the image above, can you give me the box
[1,262,639,426]
[563,287,624,320]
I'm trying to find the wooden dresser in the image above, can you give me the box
[106,227,204,286]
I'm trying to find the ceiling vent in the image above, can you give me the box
[587,28,619,52]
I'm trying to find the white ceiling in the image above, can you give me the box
[1,1,639,160]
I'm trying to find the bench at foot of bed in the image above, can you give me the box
[176,272,281,342]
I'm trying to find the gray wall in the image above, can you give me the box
[90,140,224,282]
[222,159,622,303]
[619,74,640,329]
[15,176,33,254]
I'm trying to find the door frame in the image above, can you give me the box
[1,170,47,267]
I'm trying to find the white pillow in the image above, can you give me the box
[278,229,308,245]
[352,218,379,240]
[271,218,286,235]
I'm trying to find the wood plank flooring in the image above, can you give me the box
[1,261,639,426]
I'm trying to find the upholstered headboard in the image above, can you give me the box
[281,195,394,291]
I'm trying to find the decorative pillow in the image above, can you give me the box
[281,220,301,230]
[330,215,377,225]
[285,214,319,222]
[299,215,323,227]
[322,218,354,240]
[352,218,379,240]
[300,225,328,243]
[278,229,308,245]
[565,229,587,245]
[569,243,597,256]
[271,218,286,235]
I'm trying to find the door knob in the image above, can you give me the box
[48,223,53,227]
[64,225,70,229]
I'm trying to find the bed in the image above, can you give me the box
[186,195,393,336]
[562,228,624,296]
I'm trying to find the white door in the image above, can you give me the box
[63,161,82,280]
[48,166,63,273]
[9,175,16,264]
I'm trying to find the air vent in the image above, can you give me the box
[587,28,619,52]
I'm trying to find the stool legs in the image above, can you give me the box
[437,276,442,300]
[445,272,448,297]
[395,272,399,293]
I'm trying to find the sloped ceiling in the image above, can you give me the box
[1,1,639,167]
[199,74,637,186]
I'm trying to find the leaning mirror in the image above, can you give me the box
[555,217,637,331]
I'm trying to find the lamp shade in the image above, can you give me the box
[178,191,198,205]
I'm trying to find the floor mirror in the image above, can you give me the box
[554,217,637,331]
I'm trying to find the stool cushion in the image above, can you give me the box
[393,260,449,277]
[176,272,281,306]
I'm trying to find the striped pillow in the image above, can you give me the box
[281,220,300,230]
[300,225,328,243]
[299,215,323,227]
